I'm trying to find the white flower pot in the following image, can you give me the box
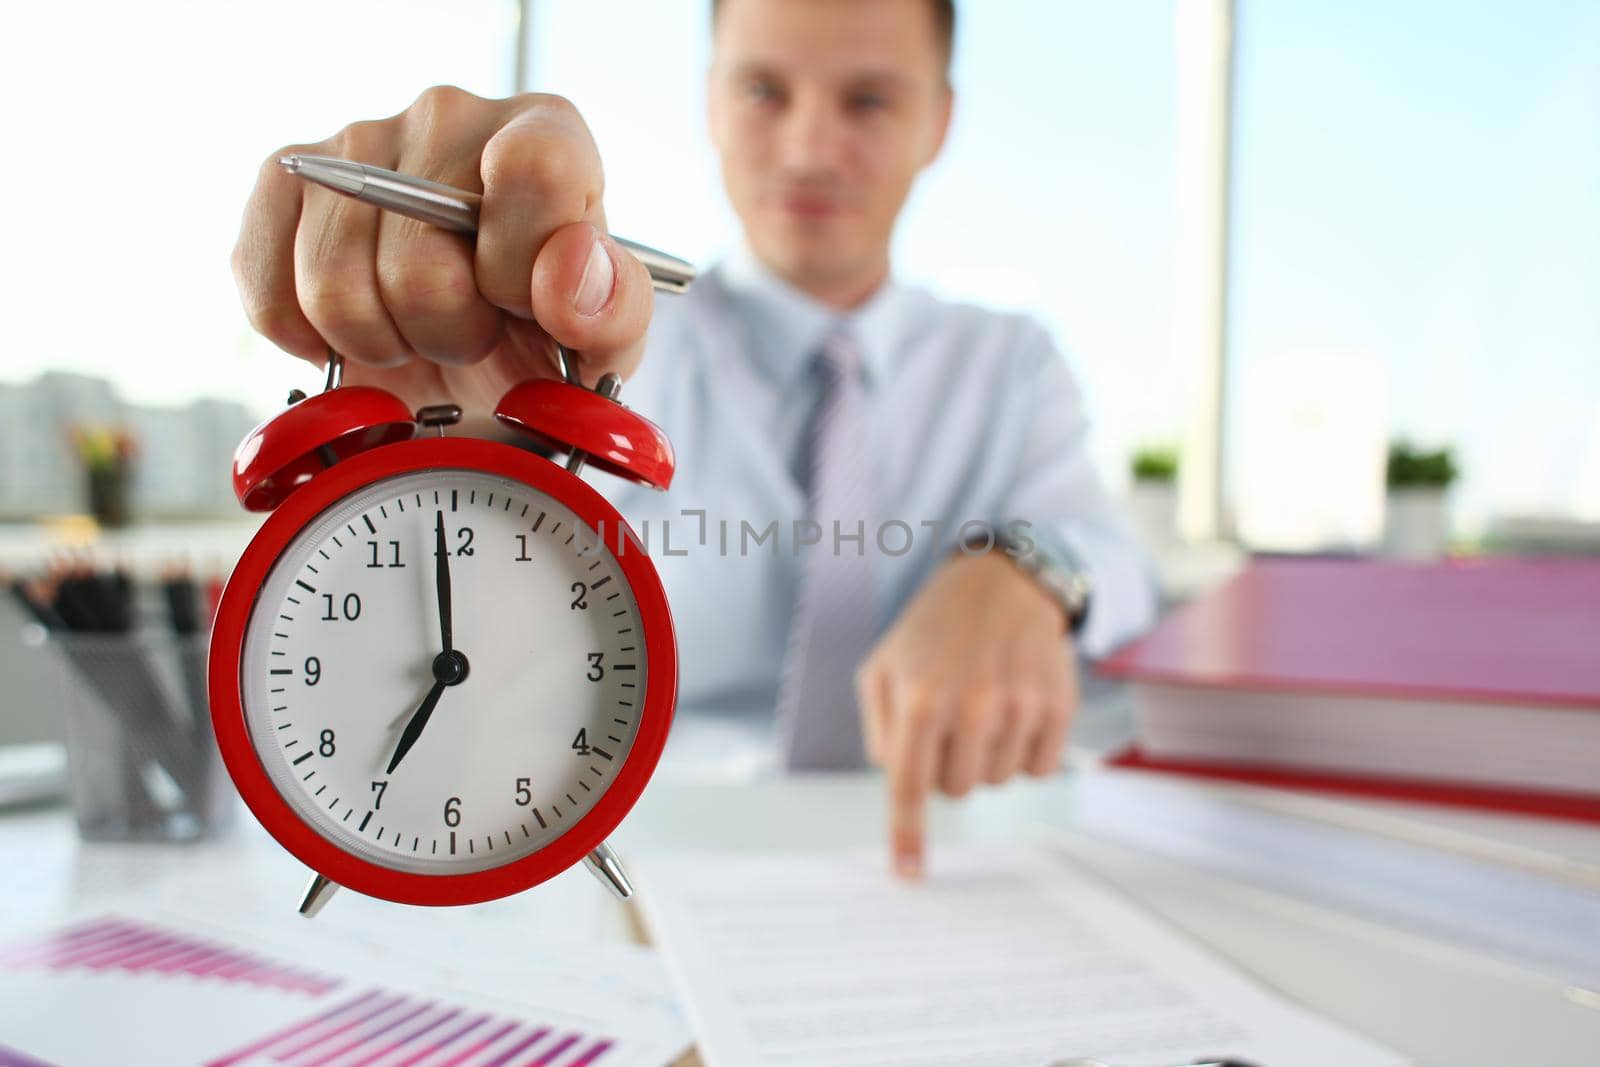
[1127,480,1179,550]
[1384,487,1450,559]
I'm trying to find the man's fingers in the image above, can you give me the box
[287,119,414,368]
[1025,653,1079,776]
[886,687,941,881]
[379,88,507,365]
[295,184,413,368]
[476,96,605,320]
[857,662,890,767]
[239,90,650,394]
[234,147,323,365]
[1023,701,1071,777]
[984,698,1033,784]
[376,213,502,366]
[937,687,1001,798]
[529,224,654,383]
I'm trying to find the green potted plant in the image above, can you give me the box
[1127,444,1180,549]
[1383,440,1457,558]
[70,424,138,529]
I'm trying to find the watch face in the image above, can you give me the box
[240,468,647,875]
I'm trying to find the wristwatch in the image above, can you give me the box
[962,526,1093,636]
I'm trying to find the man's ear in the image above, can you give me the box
[924,84,954,166]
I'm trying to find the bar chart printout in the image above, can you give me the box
[0,916,672,1067]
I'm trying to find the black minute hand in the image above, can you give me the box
[434,510,452,653]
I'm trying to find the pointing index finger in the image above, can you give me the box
[885,690,941,881]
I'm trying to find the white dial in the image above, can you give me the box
[241,468,646,874]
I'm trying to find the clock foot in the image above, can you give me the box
[298,872,340,917]
[583,841,634,901]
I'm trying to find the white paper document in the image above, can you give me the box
[639,846,1408,1067]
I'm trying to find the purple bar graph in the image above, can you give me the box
[2,918,619,1067]
[0,917,340,995]
[0,1044,62,1067]
[207,989,617,1067]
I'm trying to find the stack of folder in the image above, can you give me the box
[1097,556,1600,824]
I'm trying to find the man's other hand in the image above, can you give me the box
[233,87,655,413]
[857,550,1078,879]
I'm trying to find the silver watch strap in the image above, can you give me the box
[961,525,1092,634]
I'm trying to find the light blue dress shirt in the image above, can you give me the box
[603,247,1157,761]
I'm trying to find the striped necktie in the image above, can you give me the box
[775,331,877,770]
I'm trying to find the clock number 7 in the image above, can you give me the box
[370,780,387,810]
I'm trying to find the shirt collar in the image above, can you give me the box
[713,243,905,388]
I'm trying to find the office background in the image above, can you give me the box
[2,0,1596,549]
[2,7,1598,1064]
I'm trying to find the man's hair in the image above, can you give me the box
[710,0,957,74]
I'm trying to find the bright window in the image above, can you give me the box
[1225,0,1600,543]
[0,0,520,409]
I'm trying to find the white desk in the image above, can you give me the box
[3,774,1598,1066]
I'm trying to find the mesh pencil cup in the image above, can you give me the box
[54,631,234,841]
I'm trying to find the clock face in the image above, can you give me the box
[240,468,647,875]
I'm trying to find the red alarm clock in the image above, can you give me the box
[208,353,676,915]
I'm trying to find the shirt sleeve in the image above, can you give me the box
[994,321,1159,657]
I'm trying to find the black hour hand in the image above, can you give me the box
[386,679,446,775]
[386,646,470,775]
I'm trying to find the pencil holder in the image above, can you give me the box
[54,632,234,841]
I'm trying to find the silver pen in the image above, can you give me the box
[278,154,696,294]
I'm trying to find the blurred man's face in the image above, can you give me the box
[709,0,953,306]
